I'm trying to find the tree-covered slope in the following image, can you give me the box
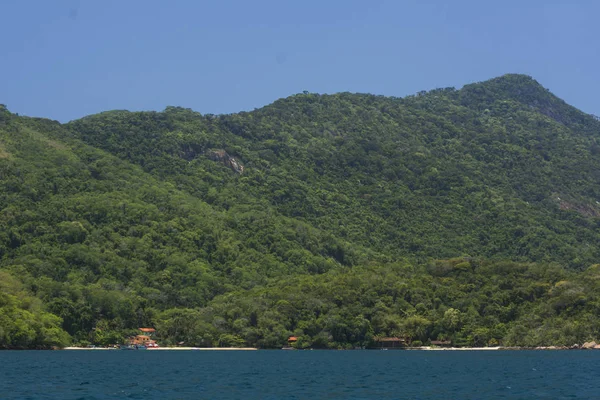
[0,105,359,346]
[66,74,600,267]
[193,260,600,348]
[1,74,600,349]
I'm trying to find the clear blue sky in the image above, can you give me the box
[1,0,599,122]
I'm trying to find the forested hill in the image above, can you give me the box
[1,74,600,349]
[67,74,600,267]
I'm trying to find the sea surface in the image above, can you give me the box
[1,350,599,399]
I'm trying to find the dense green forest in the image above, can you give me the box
[1,74,600,348]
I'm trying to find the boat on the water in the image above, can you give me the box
[120,344,147,350]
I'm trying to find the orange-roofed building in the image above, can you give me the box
[127,328,159,348]
[288,336,298,343]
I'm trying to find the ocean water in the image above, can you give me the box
[1,350,599,399]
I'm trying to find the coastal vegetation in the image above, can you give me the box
[1,74,600,348]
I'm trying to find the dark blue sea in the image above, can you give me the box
[1,350,599,399]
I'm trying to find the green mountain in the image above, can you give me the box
[1,74,600,349]
[66,74,600,267]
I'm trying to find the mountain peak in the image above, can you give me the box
[460,73,549,105]
[459,74,597,129]
[485,73,541,86]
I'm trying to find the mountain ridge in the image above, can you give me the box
[63,73,600,265]
[1,74,600,349]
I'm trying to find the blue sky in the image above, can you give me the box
[1,0,598,122]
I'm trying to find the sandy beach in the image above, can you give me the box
[408,346,502,351]
[62,345,590,351]
[149,347,258,351]
[63,346,258,351]
[63,347,115,350]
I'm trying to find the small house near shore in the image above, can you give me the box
[373,337,409,349]
[129,328,159,348]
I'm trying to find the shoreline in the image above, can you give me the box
[59,345,597,351]
[63,346,258,351]
[391,346,590,351]
[407,346,503,351]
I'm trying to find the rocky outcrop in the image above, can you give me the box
[207,149,244,174]
[554,194,600,218]
[582,341,597,349]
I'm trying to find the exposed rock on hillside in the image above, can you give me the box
[207,149,244,174]
[555,196,600,218]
